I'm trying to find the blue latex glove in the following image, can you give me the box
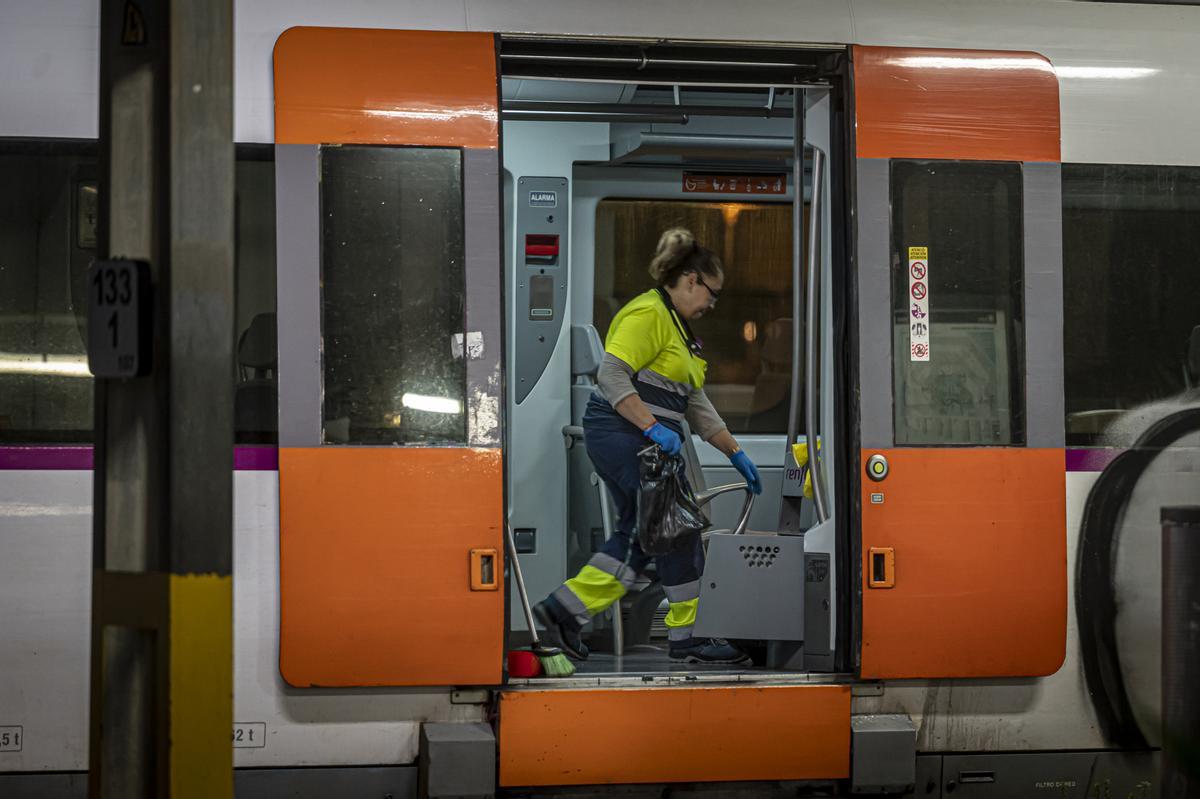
[643,422,682,456]
[730,450,762,495]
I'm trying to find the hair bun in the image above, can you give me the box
[648,228,696,281]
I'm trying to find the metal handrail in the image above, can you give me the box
[805,146,828,523]
[590,473,624,657]
[562,424,584,450]
[696,483,755,536]
[784,89,806,465]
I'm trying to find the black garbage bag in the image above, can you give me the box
[636,446,710,555]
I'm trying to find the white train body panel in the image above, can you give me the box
[0,471,91,772]
[5,0,1200,165]
[0,472,484,772]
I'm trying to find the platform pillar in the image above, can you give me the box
[90,0,234,796]
[1162,505,1200,798]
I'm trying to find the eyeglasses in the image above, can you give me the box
[696,273,722,305]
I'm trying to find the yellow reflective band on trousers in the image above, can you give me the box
[563,565,627,615]
[666,598,698,629]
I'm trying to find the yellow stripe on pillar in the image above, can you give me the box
[169,573,233,799]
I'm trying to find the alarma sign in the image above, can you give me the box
[908,246,929,362]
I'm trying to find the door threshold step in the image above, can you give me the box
[507,670,850,689]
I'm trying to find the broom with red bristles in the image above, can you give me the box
[505,524,576,678]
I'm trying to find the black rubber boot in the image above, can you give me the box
[532,601,589,661]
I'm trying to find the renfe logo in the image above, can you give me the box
[529,191,557,207]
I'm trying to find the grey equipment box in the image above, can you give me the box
[419,722,496,798]
[694,532,806,641]
[851,714,917,794]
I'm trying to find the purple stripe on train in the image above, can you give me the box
[0,446,1116,473]
[0,447,94,470]
[1065,448,1122,472]
[0,446,278,471]
[234,446,279,470]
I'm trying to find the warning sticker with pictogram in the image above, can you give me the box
[907,246,930,362]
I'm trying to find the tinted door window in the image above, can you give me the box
[890,160,1026,446]
[320,146,467,445]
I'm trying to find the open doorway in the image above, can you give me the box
[499,37,850,682]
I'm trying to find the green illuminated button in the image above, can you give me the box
[866,454,889,482]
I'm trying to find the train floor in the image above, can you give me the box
[574,644,764,676]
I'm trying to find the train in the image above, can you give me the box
[3,0,1200,795]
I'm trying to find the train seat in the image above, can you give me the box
[235,312,278,441]
[747,317,797,433]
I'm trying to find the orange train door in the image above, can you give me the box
[272,28,504,686]
[852,47,1067,679]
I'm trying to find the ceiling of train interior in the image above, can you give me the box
[499,36,844,86]
[499,38,841,168]
[501,80,797,123]
[501,78,802,167]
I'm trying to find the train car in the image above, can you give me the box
[3,1,1199,795]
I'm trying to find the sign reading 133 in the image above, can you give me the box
[87,259,153,378]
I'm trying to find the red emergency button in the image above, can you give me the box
[525,234,559,260]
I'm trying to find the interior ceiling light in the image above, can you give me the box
[0,353,91,377]
[402,393,463,414]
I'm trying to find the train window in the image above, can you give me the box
[890,161,1026,446]
[319,146,467,445]
[1063,164,1200,446]
[233,144,278,445]
[593,199,802,434]
[0,140,97,443]
[0,139,277,445]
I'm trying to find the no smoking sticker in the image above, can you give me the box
[907,246,930,362]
